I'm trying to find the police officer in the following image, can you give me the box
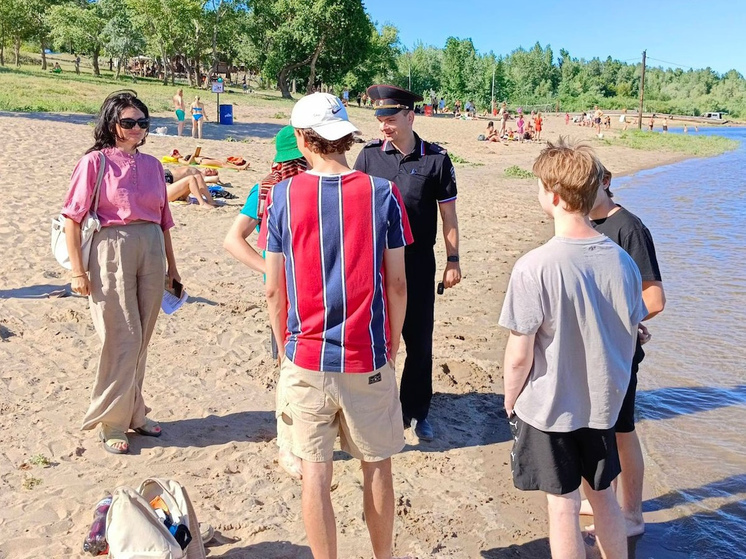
[354,85,461,442]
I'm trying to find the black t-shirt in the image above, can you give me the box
[593,205,661,365]
[354,133,457,250]
[592,206,662,282]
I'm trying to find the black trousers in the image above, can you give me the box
[400,249,436,421]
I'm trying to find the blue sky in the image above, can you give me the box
[364,0,744,76]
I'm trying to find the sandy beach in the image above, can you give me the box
[0,105,691,558]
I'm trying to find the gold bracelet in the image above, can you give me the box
[71,273,87,279]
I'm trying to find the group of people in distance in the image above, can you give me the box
[482,106,544,143]
[60,83,664,558]
[567,107,697,136]
[569,105,611,135]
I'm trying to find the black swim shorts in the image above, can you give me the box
[164,169,174,184]
[614,342,645,433]
[509,415,621,495]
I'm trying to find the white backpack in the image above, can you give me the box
[106,478,206,559]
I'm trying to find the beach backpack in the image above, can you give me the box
[106,478,206,559]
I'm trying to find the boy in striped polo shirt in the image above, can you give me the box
[259,93,412,559]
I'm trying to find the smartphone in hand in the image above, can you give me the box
[166,277,183,299]
[171,279,183,299]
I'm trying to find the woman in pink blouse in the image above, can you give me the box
[62,91,180,454]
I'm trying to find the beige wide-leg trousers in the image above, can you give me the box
[81,222,166,432]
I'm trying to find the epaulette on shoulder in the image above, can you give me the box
[364,138,383,148]
[424,141,447,155]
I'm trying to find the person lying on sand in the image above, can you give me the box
[170,148,250,170]
[165,167,219,208]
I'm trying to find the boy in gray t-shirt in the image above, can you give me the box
[498,139,646,559]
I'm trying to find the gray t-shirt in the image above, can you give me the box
[499,235,647,432]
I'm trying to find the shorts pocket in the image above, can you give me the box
[281,362,326,414]
[275,379,290,421]
[348,365,398,423]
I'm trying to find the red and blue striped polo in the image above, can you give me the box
[259,170,413,373]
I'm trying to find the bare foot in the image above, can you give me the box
[278,448,302,479]
[579,498,594,516]
[197,203,215,210]
[585,516,645,538]
[624,516,645,537]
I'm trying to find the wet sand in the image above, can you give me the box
[0,107,696,558]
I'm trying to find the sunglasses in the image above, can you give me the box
[119,118,150,130]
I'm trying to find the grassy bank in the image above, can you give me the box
[0,63,295,114]
[604,130,739,157]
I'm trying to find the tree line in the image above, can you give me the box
[1,0,744,117]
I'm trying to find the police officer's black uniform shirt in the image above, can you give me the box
[354,133,457,250]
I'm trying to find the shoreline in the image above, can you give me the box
[0,109,709,558]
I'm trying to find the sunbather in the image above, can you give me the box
[170,148,250,170]
[165,167,219,208]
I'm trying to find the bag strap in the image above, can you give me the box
[91,151,106,213]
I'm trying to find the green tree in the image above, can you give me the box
[249,0,374,98]
[125,0,202,84]
[396,42,442,97]
[48,0,108,76]
[212,1,251,82]
[504,42,558,102]
[100,0,145,79]
[341,24,400,94]
[0,0,33,65]
[441,37,479,104]
[23,0,63,69]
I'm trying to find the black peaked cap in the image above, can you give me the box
[367,84,424,116]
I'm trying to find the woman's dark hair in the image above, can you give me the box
[87,90,150,153]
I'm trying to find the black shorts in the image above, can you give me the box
[614,341,645,433]
[509,416,621,495]
[164,169,174,184]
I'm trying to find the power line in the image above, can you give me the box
[647,56,693,69]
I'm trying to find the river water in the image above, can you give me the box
[612,127,746,558]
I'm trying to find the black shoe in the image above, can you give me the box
[412,418,434,442]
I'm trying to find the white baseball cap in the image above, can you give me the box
[290,93,359,140]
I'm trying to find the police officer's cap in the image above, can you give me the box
[367,84,423,117]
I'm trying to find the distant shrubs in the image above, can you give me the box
[610,130,738,157]
[505,165,534,179]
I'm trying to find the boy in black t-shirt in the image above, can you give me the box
[581,166,667,537]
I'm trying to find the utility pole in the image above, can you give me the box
[491,65,496,115]
[638,50,646,130]
[408,56,411,91]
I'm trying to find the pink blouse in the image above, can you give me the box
[62,147,174,231]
